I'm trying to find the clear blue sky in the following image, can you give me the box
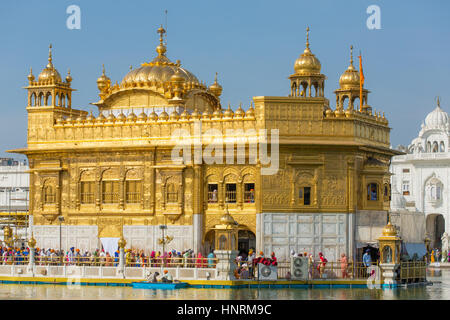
[1,0,450,159]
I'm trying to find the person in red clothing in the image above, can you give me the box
[317,252,327,278]
[270,252,278,266]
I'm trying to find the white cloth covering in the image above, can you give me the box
[100,237,119,255]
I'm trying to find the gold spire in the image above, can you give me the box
[437,96,441,108]
[350,45,354,67]
[156,25,167,57]
[47,44,53,68]
[306,27,310,50]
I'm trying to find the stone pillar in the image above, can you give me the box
[379,263,399,288]
[118,235,126,278]
[193,214,202,254]
[256,213,263,253]
[214,250,239,280]
[27,234,36,276]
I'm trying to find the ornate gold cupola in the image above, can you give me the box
[289,27,326,98]
[25,44,74,109]
[334,45,370,112]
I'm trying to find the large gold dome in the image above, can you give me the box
[121,55,199,86]
[121,26,199,87]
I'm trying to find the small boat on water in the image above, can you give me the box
[132,281,189,290]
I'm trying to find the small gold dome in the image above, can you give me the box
[202,109,211,120]
[38,44,62,83]
[127,111,137,121]
[294,27,321,75]
[191,108,201,119]
[245,103,255,118]
[138,110,147,121]
[27,68,35,82]
[66,69,72,84]
[219,206,238,226]
[148,110,158,121]
[339,46,360,89]
[118,236,127,249]
[180,109,190,120]
[117,112,126,121]
[209,72,223,97]
[86,112,95,122]
[234,104,245,118]
[76,114,85,123]
[170,69,185,83]
[28,234,36,248]
[106,112,116,121]
[382,221,398,237]
[97,65,111,92]
[223,104,234,118]
[159,109,169,121]
[212,108,222,119]
[169,109,179,121]
[97,113,106,121]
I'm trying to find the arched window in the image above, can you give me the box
[367,183,378,201]
[383,246,392,263]
[55,93,59,107]
[427,141,432,153]
[166,183,178,203]
[426,176,443,203]
[38,92,44,106]
[440,141,445,152]
[432,141,439,153]
[80,171,95,204]
[61,94,66,107]
[291,82,297,97]
[101,170,119,204]
[30,93,36,106]
[45,92,52,106]
[300,81,308,97]
[125,170,142,204]
[43,182,56,204]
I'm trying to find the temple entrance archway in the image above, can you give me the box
[238,229,256,257]
[203,229,215,255]
[426,214,445,249]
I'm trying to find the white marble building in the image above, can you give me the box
[391,99,450,250]
[0,158,30,243]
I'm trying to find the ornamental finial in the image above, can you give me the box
[306,27,310,49]
[102,64,105,75]
[350,45,354,66]
[157,25,166,45]
[47,44,53,68]
[437,96,441,108]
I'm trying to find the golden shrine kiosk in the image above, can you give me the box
[9,26,400,261]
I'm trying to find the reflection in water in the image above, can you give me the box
[0,270,448,300]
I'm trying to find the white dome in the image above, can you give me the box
[424,103,449,129]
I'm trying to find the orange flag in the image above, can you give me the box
[359,52,364,112]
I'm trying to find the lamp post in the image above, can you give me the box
[58,216,64,265]
[158,225,173,267]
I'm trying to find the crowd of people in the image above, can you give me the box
[0,243,383,281]
[0,245,218,268]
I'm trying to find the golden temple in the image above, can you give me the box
[9,26,400,261]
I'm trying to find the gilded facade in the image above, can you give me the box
[10,27,400,260]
